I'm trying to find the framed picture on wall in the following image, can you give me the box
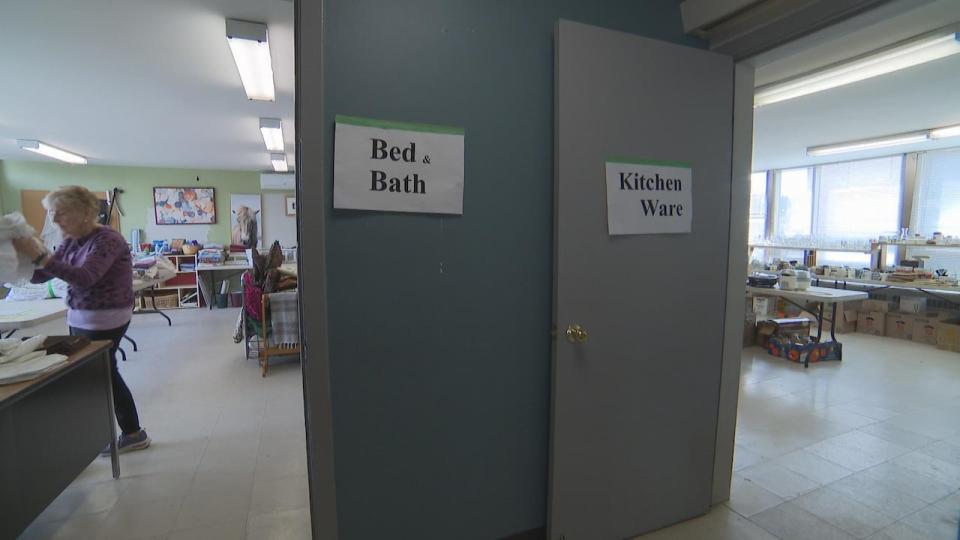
[285,196,297,216]
[154,187,217,224]
[231,193,262,249]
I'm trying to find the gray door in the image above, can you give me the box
[550,21,735,540]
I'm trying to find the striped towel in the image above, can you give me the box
[268,291,299,347]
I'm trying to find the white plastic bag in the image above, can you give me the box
[0,213,38,284]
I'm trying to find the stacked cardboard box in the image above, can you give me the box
[912,312,943,345]
[858,299,891,336]
[936,319,960,352]
[885,312,914,340]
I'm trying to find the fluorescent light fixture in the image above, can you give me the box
[226,19,275,101]
[807,131,929,157]
[260,118,284,152]
[756,31,960,107]
[270,153,289,172]
[16,140,87,164]
[930,124,960,139]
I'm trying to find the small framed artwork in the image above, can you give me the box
[154,187,217,224]
[285,196,297,216]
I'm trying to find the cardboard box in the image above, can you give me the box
[885,312,914,340]
[912,312,943,345]
[899,296,928,314]
[936,318,960,352]
[862,299,892,313]
[757,318,811,346]
[836,309,858,334]
[857,311,886,336]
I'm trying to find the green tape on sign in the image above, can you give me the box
[607,156,691,168]
[335,115,465,136]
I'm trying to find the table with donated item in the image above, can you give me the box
[746,285,868,358]
[197,260,253,309]
[0,340,118,539]
[0,298,68,338]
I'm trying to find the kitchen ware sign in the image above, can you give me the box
[334,115,465,215]
[605,157,692,235]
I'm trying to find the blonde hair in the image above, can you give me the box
[42,186,101,219]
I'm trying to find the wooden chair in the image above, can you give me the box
[259,293,300,377]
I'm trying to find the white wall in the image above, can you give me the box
[261,191,297,247]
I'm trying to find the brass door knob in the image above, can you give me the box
[565,324,588,343]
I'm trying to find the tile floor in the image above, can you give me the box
[17,308,309,540]
[15,312,960,539]
[637,332,960,540]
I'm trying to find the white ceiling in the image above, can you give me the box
[750,0,960,171]
[0,0,294,172]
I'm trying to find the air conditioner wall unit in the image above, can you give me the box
[260,172,295,190]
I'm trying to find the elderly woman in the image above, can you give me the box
[13,186,149,454]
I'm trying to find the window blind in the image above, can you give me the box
[813,156,902,241]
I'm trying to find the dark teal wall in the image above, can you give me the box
[321,2,703,538]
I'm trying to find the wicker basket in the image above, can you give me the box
[181,245,199,256]
[148,292,180,309]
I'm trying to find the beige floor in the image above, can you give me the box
[637,332,960,540]
[18,307,309,540]
[17,312,960,539]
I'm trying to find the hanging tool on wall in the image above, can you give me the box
[101,187,125,228]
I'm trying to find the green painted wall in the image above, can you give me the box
[0,160,260,245]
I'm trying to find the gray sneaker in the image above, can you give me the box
[100,430,151,456]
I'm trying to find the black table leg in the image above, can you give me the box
[123,334,138,352]
[150,289,172,326]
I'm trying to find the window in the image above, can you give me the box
[814,156,902,241]
[912,147,960,236]
[775,168,813,238]
[749,172,767,241]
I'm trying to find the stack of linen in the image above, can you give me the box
[0,335,68,385]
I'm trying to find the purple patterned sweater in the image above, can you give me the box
[31,227,134,311]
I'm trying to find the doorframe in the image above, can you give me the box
[712,61,755,504]
[296,0,340,538]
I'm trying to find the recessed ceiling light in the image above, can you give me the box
[226,19,275,101]
[16,140,87,164]
[270,153,289,172]
[756,31,960,107]
[807,132,929,157]
[259,118,284,152]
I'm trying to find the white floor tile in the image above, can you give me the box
[805,431,910,471]
[864,462,958,504]
[898,501,960,540]
[774,449,854,486]
[857,422,937,451]
[632,504,779,540]
[792,487,896,538]
[751,502,857,540]
[739,461,821,499]
[828,472,930,520]
[245,507,311,540]
[249,475,310,516]
[726,475,784,518]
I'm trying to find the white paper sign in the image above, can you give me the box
[605,158,692,235]
[334,115,465,215]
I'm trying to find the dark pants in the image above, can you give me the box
[69,323,142,436]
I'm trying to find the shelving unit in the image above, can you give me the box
[147,254,205,309]
[748,243,871,267]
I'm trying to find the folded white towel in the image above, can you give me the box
[0,353,68,385]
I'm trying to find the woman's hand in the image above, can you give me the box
[12,236,47,262]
